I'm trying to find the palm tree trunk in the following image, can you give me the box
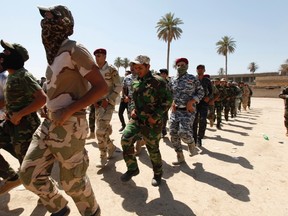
[167,41,171,72]
[225,54,228,79]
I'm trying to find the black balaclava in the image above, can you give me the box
[39,5,74,65]
[0,48,24,71]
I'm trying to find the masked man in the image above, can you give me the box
[169,58,204,165]
[0,40,46,195]
[20,5,108,216]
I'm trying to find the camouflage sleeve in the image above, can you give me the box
[72,43,95,77]
[23,72,42,95]
[192,79,204,103]
[107,67,122,105]
[151,79,173,121]
[206,79,213,100]
[130,80,137,111]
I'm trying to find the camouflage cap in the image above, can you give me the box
[1,40,29,62]
[131,55,150,65]
[38,5,74,28]
[220,78,226,82]
[213,78,220,81]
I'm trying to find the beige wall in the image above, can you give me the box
[255,76,288,87]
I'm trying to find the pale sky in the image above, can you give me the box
[1,0,287,79]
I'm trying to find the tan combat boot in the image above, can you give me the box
[188,143,196,156]
[108,144,116,159]
[172,152,185,165]
[96,154,107,168]
[87,132,95,139]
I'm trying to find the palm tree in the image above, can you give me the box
[156,12,183,72]
[279,59,288,75]
[218,68,225,76]
[122,58,130,72]
[216,36,236,78]
[114,57,123,71]
[248,62,259,74]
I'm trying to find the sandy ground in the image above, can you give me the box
[0,97,288,216]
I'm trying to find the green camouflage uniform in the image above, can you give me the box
[207,83,219,123]
[20,40,98,215]
[223,85,234,121]
[0,68,41,165]
[0,71,18,180]
[121,72,172,175]
[214,84,227,127]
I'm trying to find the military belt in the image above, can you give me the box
[175,107,187,111]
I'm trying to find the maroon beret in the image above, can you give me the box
[176,58,189,65]
[93,48,106,55]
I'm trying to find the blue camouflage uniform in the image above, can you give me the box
[123,72,138,118]
[169,73,204,153]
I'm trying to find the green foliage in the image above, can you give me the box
[216,36,236,77]
[248,62,259,74]
[156,12,183,71]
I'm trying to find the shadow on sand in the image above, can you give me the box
[101,157,195,215]
[178,162,250,202]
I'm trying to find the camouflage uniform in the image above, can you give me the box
[214,83,227,128]
[248,85,253,108]
[95,62,121,162]
[241,84,250,110]
[228,83,240,118]
[20,40,98,215]
[223,84,234,121]
[207,82,219,126]
[279,87,288,135]
[123,72,138,118]
[0,71,18,180]
[169,73,204,153]
[232,83,242,117]
[0,68,41,172]
[121,71,172,175]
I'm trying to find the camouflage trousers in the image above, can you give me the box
[0,113,40,179]
[235,98,241,112]
[193,103,208,140]
[95,104,115,159]
[121,119,162,175]
[242,96,249,110]
[0,151,17,180]
[20,117,98,216]
[214,102,223,125]
[207,105,215,122]
[169,109,195,152]
[0,112,40,163]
